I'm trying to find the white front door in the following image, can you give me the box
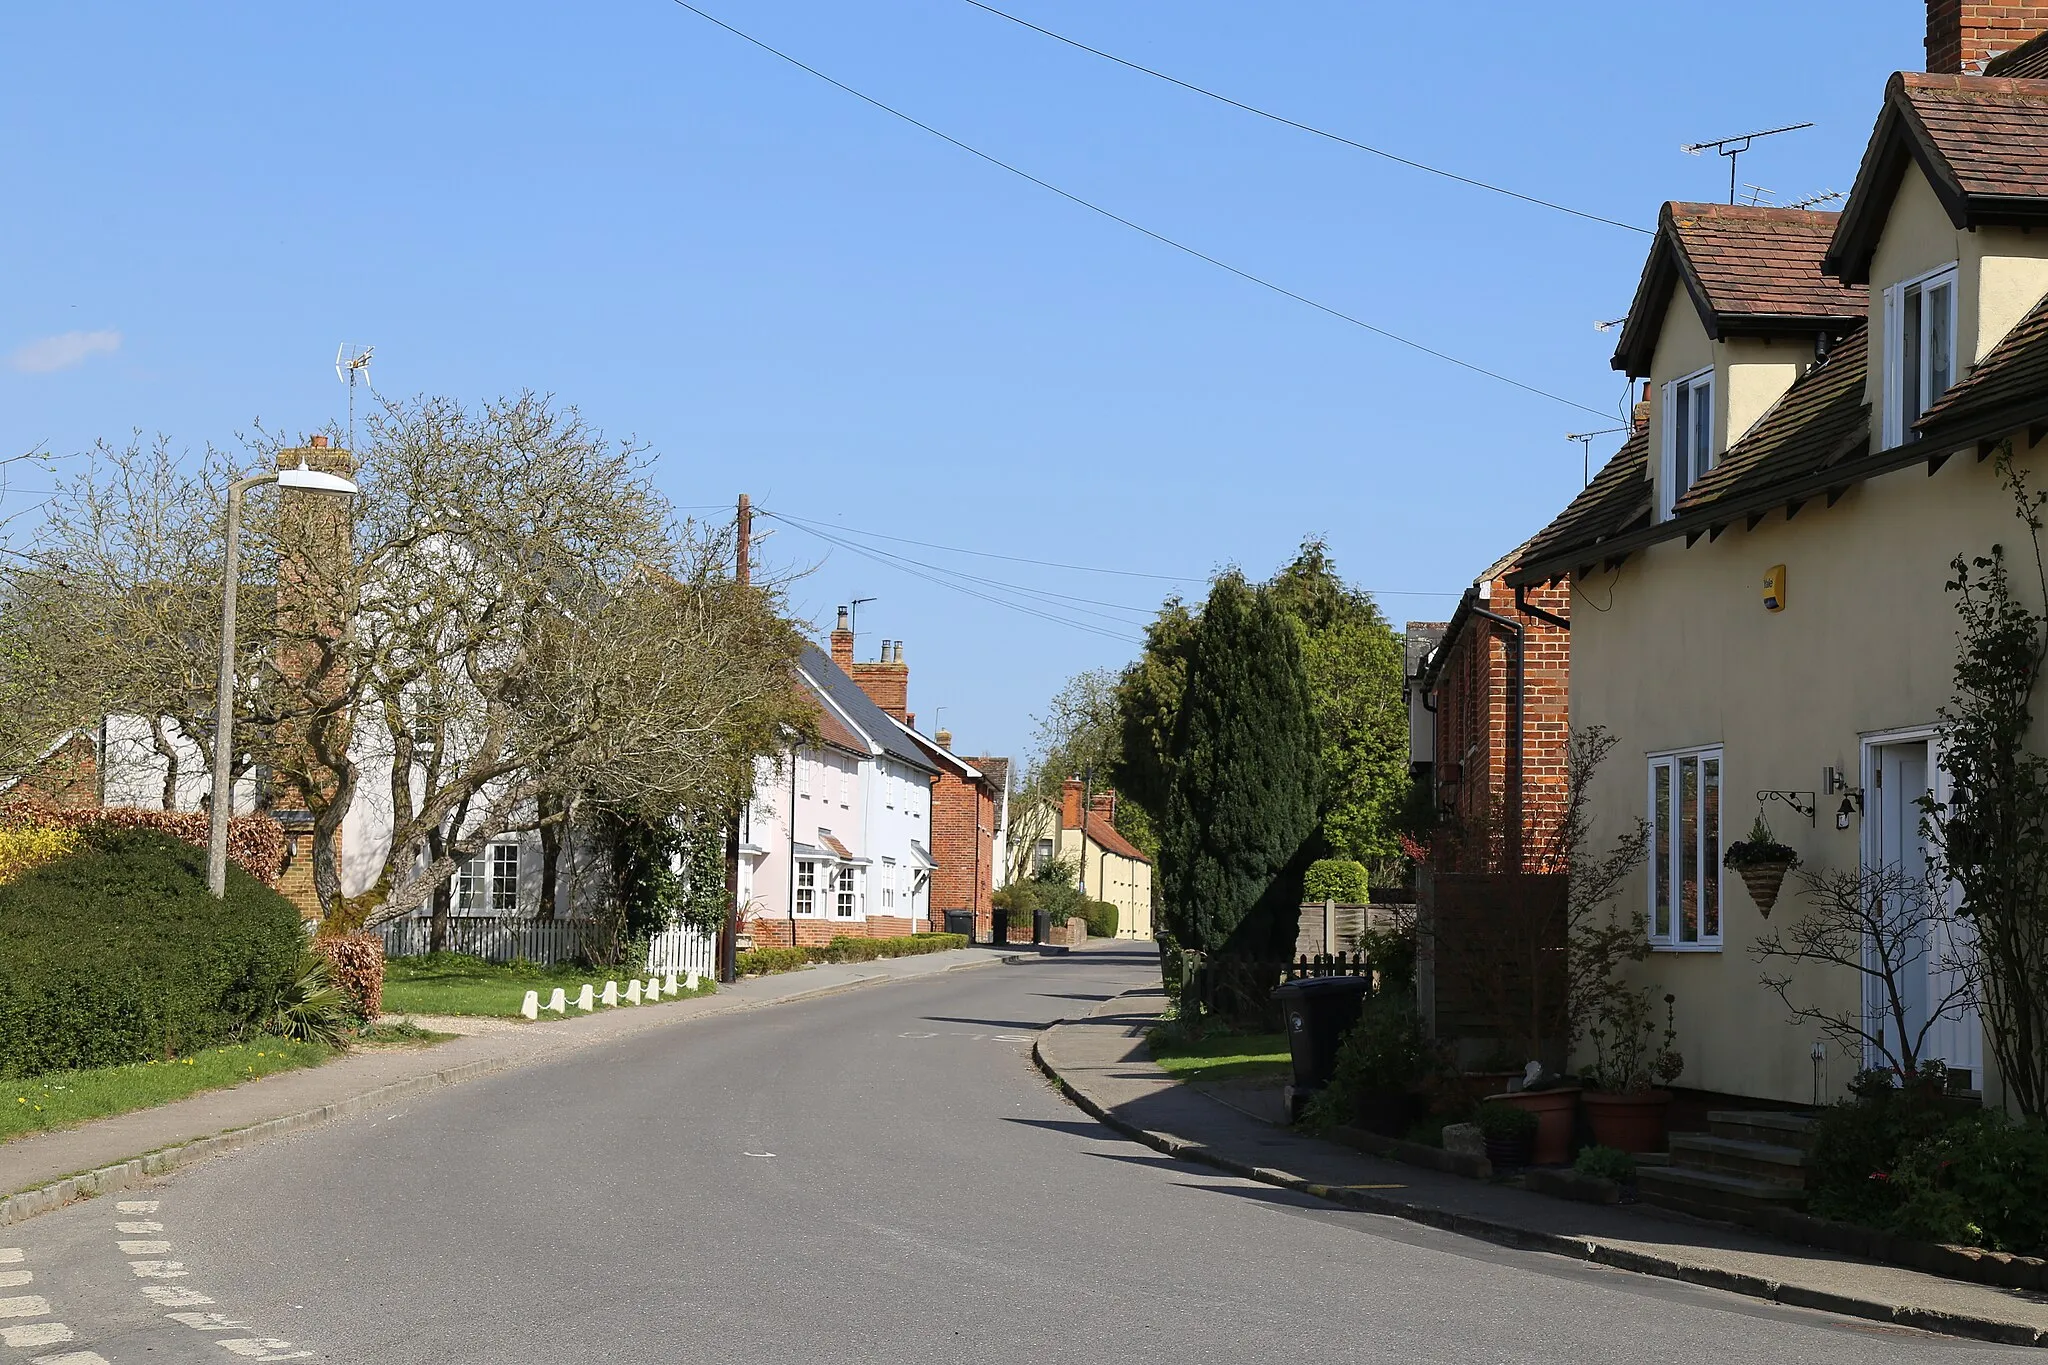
[1862,731,1982,1087]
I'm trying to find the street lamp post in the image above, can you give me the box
[206,457,360,898]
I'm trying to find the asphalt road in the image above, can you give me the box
[2,944,2025,1363]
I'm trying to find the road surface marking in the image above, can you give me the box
[0,1296,52,1318]
[216,1338,313,1360]
[115,1222,164,1234]
[167,1312,248,1331]
[0,1272,29,1288]
[1,1322,74,1348]
[115,1201,159,1214]
[0,1250,21,1264]
[141,1287,215,1308]
[117,1241,172,1255]
[128,1261,188,1279]
[743,1151,775,1158]
[30,1353,109,1365]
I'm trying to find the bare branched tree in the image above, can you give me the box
[1752,861,1978,1078]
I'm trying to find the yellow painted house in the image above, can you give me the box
[1512,53,2048,1111]
[1008,778,1154,940]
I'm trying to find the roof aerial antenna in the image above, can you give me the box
[1566,427,1626,488]
[849,596,877,643]
[1788,188,1846,211]
[1742,183,1776,207]
[1682,122,1814,204]
[335,343,375,451]
[1593,316,1629,332]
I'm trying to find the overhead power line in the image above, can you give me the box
[666,0,1614,421]
[959,0,1652,237]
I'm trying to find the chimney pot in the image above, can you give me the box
[309,435,329,449]
[936,727,953,750]
[836,605,850,631]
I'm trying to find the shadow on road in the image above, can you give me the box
[920,1015,1049,1031]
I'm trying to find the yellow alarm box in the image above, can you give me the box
[1763,564,1786,612]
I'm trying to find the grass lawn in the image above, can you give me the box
[1145,1028,1292,1086]
[380,952,716,1019]
[0,1040,333,1142]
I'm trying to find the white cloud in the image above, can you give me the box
[7,329,122,374]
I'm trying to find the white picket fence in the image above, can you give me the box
[646,925,719,979]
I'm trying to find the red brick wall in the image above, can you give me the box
[1429,576,1569,873]
[745,915,924,947]
[929,771,995,935]
[1927,0,2048,71]
[2,734,99,813]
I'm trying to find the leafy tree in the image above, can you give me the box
[1158,573,1319,958]
[1113,598,1197,826]
[1019,668,1156,859]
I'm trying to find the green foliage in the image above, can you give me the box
[1301,991,1439,1130]
[1159,573,1320,958]
[604,808,729,940]
[0,1039,332,1139]
[1303,858,1370,903]
[736,946,812,976]
[253,954,353,1048]
[0,830,306,1078]
[736,934,969,976]
[1923,447,2048,1119]
[1808,1065,1977,1231]
[1113,600,1199,829]
[1145,1026,1290,1085]
[1584,989,1683,1094]
[1475,1100,1538,1141]
[1574,1144,1638,1183]
[994,861,1091,927]
[1359,920,1417,993]
[1078,900,1119,938]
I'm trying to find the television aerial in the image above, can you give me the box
[335,344,374,449]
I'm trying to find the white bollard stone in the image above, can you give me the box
[519,991,539,1021]
[575,984,595,1011]
[665,972,679,994]
[601,981,619,1007]
[685,970,700,992]
[647,976,661,999]
[625,980,642,1005]
[546,988,567,1014]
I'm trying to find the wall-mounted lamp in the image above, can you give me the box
[1824,767,1863,827]
[1836,797,1857,830]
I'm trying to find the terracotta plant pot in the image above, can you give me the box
[1734,859,1795,916]
[1488,1087,1581,1166]
[1583,1089,1672,1153]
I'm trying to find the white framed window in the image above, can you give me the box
[795,861,818,915]
[1033,838,1054,873]
[881,857,897,909]
[836,866,858,918]
[796,755,812,799]
[839,765,852,807]
[1884,263,1959,447]
[454,842,520,915]
[1659,367,1715,519]
[1648,746,1722,949]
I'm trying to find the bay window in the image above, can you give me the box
[835,866,858,918]
[795,861,818,915]
[1649,747,1722,948]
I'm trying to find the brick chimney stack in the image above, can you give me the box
[1089,790,1116,823]
[831,606,854,672]
[1927,0,2048,72]
[848,631,911,721]
[1061,777,1084,830]
[935,727,953,751]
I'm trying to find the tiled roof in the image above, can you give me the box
[1917,292,2048,436]
[819,832,855,860]
[1083,811,1149,865]
[1901,71,2048,199]
[1515,427,1652,572]
[1403,623,1446,678]
[808,697,869,757]
[1829,71,2048,283]
[1674,324,1871,514]
[1987,32,2048,79]
[1613,203,1864,376]
[799,642,938,774]
[970,756,1011,793]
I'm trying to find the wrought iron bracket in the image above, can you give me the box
[1757,789,1818,825]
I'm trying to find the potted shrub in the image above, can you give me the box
[1724,813,1800,916]
[1476,1101,1538,1170]
[1583,989,1683,1152]
[1487,1075,1582,1166]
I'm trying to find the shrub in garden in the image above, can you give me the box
[1806,1066,1965,1231]
[1079,901,1119,938]
[0,830,305,1077]
[814,934,966,963]
[1574,1144,1637,1184]
[314,934,386,1019]
[736,946,812,976]
[1302,991,1439,1131]
[18,804,291,885]
[0,823,81,885]
[1885,1113,2048,1253]
[1303,859,1370,904]
[1476,1101,1538,1141]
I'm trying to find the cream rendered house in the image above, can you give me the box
[1010,778,1154,940]
[1512,61,2048,1110]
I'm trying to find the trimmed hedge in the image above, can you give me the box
[1077,901,1118,939]
[0,830,306,1078]
[736,933,971,976]
[4,804,289,886]
[1303,859,1370,904]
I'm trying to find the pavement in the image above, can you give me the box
[1037,986,2048,1349]
[0,943,1024,1216]
[0,942,2027,1363]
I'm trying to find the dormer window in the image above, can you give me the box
[1883,264,1957,447]
[1659,367,1714,519]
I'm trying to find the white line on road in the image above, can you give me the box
[1,1321,74,1348]
[128,1261,188,1279]
[0,1249,21,1264]
[141,1287,215,1308]
[0,1295,52,1318]
[167,1311,248,1331]
[115,1221,164,1234]
[116,1240,172,1255]
[114,1201,159,1214]
[0,1271,29,1288]
[30,1352,109,1365]
[216,1338,313,1360]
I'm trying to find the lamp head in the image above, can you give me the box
[276,458,360,501]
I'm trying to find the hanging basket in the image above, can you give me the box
[1733,858,1797,916]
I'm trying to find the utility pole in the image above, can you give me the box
[721,493,753,984]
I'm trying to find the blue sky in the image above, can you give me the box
[2,2,1924,762]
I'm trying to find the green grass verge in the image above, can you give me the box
[380,952,715,1018]
[0,1039,333,1142]
[1145,1028,1292,1086]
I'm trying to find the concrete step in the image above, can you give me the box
[1637,1164,1808,1222]
[1668,1132,1809,1186]
[1707,1109,1818,1151]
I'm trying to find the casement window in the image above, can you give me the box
[1648,747,1722,948]
[839,765,852,807]
[1033,838,1054,873]
[795,861,818,915]
[1659,367,1715,519]
[454,842,520,915]
[796,756,812,799]
[836,867,858,918]
[1884,264,1958,447]
[881,857,897,909]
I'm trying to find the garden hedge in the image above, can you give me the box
[736,933,971,976]
[0,830,306,1077]
[1078,901,1119,939]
